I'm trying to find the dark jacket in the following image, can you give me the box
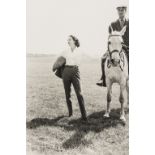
[109,19,129,47]
[53,56,66,78]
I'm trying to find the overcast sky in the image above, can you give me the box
[27,0,128,57]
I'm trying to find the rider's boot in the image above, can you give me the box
[96,57,106,87]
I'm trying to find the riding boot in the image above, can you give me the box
[96,58,106,87]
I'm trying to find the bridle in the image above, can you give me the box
[107,34,125,71]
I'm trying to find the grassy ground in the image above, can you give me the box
[26,55,129,155]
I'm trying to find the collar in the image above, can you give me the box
[119,17,126,23]
[67,46,78,53]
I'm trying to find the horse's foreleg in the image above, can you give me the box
[104,82,112,118]
[119,86,126,122]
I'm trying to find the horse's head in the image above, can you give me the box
[108,26,127,66]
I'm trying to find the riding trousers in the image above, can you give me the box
[62,65,87,119]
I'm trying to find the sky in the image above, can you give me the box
[27,0,128,58]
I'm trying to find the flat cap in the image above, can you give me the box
[116,6,127,10]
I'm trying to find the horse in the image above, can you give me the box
[104,26,129,123]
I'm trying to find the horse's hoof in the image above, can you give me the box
[120,115,126,123]
[104,113,110,118]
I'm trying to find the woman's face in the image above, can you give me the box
[68,36,75,48]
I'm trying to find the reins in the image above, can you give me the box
[107,49,125,71]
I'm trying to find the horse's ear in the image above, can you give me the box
[120,26,127,36]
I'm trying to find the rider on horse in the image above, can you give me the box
[97,4,129,87]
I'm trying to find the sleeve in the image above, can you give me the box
[76,49,83,66]
[109,24,112,34]
[75,50,80,66]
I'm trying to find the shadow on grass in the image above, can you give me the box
[27,108,128,149]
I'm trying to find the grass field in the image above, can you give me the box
[26,55,129,155]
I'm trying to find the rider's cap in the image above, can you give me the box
[116,0,128,10]
[116,6,127,10]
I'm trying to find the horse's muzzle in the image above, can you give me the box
[111,59,120,66]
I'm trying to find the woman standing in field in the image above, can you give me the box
[60,35,87,121]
